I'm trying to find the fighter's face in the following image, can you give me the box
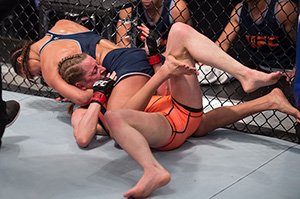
[142,0,156,7]
[80,55,107,89]
[18,56,42,80]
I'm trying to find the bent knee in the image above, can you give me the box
[169,22,192,37]
[104,110,125,138]
[104,110,121,125]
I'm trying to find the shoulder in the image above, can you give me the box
[118,7,133,18]
[229,2,242,22]
[51,19,73,30]
[50,19,90,33]
[277,0,298,24]
[171,0,191,23]
[277,0,297,13]
[171,0,188,13]
[233,2,243,13]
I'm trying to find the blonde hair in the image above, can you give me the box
[58,53,88,85]
[58,53,88,115]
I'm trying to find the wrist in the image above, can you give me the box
[147,53,162,65]
[90,92,107,105]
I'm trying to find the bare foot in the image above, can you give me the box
[241,70,283,93]
[123,166,171,198]
[268,88,300,122]
[163,55,199,77]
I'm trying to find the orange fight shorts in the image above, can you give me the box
[145,95,203,151]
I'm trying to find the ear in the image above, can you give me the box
[75,82,87,90]
[17,56,22,64]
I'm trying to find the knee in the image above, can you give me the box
[104,110,125,139]
[169,22,192,38]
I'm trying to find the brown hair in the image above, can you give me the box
[58,53,88,86]
[10,40,34,80]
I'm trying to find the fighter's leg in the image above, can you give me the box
[106,75,150,110]
[193,88,300,136]
[166,22,283,93]
[104,109,173,199]
[158,55,203,109]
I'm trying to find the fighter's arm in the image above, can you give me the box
[122,56,198,111]
[277,1,298,81]
[73,74,116,147]
[46,74,93,106]
[277,0,298,44]
[171,0,191,25]
[50,19,90,33]
[215,3,241,51]
[73,104,104,148]
[116,7,133,47]
[41,54,92,106]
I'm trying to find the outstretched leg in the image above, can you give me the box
[193,88,300,136]
[104,57,199,198]
[166,22,283,93]
[105,109,172,199]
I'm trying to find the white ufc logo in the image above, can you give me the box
[94,80,108,87]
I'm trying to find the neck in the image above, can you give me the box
[247,0,267,20]
[248,0,267,9]
[29,44,40,62]
[146,0,163,19]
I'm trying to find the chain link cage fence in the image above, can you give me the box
[1,0,299,142]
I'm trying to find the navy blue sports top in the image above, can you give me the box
[39,30,104,59]
[102,47,162,84]
[237,0,295,71]
[136,0,174,52]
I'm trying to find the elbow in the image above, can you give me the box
[75,134,90,148]
[73,129,90,148]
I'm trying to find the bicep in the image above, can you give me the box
[277,1,298,43]
[172,0,191,25]
[116,8,133,47]
[48,75,92,106]
[216,4,240,51]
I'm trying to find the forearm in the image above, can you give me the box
[48,77,93,106]
[116,23,132,47]
[116,10,132,47]
[57,86,93,106]
[74,103,101,147]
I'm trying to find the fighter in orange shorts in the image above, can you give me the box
[145,95,203,151]
[58,23,293,198]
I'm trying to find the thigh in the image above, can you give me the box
[117,109,173,148]
[107,75,150,110]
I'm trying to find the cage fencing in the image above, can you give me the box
[0,0,299,142]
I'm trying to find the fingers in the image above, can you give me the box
[137,24,150,38]
[285,71,295,84]
[106,71,118,81]
[55,97,69,103]
[184,65,199,75]
[137,24,150,34]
